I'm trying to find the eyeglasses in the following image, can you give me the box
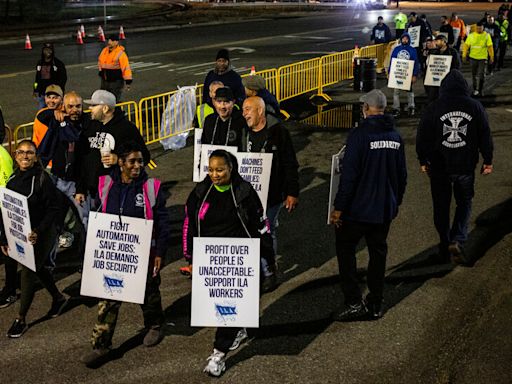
[15,150,36,156]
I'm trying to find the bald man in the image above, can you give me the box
[242,96,299,292]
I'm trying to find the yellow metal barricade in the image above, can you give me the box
[13,122,34,145]
[138,89,199,145]
[116,101,139,127]
[301,104,356,129]
[241,68,279,97]
[318,50,354,100]
[138,90,178,145]
[3,124,14,156]
[276,58,321,102]
[359,43,386,71]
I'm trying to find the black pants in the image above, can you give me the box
[19,226,62,317]
[2,254,17,296]
[214,327,240,354]
[335,221,390,306]
[497,41,507,69]
[429,172,474,250]
[100,79,124,102]
[470,59,486,93]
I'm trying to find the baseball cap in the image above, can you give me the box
[359,89,387,109]
[242,75,266,91]
[84,90,116,107]
[435,34,448,42]
[107,35,119,41]
[214,87,235,101]
[45,84,63,97]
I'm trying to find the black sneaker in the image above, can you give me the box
[47,296,68,318]
[392,109,401,118]
[7,319,27,338]
[262,273,278,293]
[0,294,17,309]
[81,348,110,366]
[366,300,383,320]
[408,107,415,117]
[332,301,368,322]
[449,242,469,265]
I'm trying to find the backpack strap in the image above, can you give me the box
[98,175,113,213]
[142,178,161,220]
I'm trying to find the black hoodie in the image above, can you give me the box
[34,46,67,96]
[76,108,150,196]
[183,170,274,268]
[334,114,407,224]
[0,164,62,244]
[416,69,493,174]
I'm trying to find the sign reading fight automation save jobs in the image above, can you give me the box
[191,237,260,328]
[81,212,153,304]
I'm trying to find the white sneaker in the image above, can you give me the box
[229,328,248,351]
[58,232,74,248]
[203,349,226,377]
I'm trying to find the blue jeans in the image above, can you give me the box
[36,94,46,110]
[430,172,474,248]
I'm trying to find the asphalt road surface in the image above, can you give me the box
[0,3,500,125]
[0,3,511,383]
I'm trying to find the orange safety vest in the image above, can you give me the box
[98,45,132,81]
[33,107,50,148]
[450,19,467,39]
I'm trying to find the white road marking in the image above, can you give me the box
[1,24,370,79]
[290,51,336,56]
[227,47,255,54]
[284,35,330,40]
[506,109,512,113]
[316,38,354,46]
[283,264,298,274]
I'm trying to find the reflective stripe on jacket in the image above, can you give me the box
[98,174,160,220]
[98,45,132,81]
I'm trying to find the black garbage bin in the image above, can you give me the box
[353,58,377,92]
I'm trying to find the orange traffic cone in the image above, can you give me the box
[80,24,85,38]
[76,29,84,45]
[98,26,106,42]
[24,34,32,50]
[119,26,125,40]
[250,65,256,75]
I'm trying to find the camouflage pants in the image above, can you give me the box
[91,272,164,349]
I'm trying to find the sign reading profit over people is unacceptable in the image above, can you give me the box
[0,188,35,271]
[424,55,453,87]
[388,58,415,90]
[81,212,153,304]
[191,237,260,328]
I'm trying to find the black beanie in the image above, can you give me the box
[216,49,230,61]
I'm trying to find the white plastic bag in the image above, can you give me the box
[160,85,197,150]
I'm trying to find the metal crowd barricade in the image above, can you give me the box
[317,50,354,101]
[13,122,34,145]
[116,101,139,127]
[3,124,14,156]
[138,90,179,145]
[10,45,393,146]
[276,58,321,102]
[241,68,278,97]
